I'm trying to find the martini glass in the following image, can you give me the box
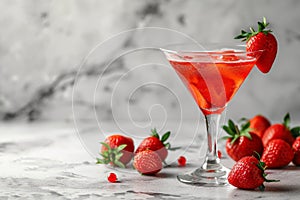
[161,43,263,186]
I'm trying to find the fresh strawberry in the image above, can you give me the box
[262,113,295,147]
[228,156,279,190]
[222,120,263,161]
[235,17,277,73]
[133,150,163,175]
[261,139,294,168]
[96,134,134,168]
[249,115,271,138]
[292,137,300,166]
[135,128,170,161]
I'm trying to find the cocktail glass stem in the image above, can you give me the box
[203,113,221,167]
[177,111,229,186]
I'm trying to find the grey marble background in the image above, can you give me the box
[1,0,300,125]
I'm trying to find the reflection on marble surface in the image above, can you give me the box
[0,0,300,123]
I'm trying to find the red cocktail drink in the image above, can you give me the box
[169,51,256,115]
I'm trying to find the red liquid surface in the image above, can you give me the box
[169,53,257,115]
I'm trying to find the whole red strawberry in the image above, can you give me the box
[228,156,279,190]
[222,120,263,161]
[133,150,162,175]
[249,115,271,138]
[262,113,295,147]
[235,17,277,73]
[261,139,294,169]
[97,134,134,167]
[292,137,300,166]
[135,128,170,161]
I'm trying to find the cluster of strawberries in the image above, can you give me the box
[223,113,300,190]
[225,17,300,190]
[97,128,175,182]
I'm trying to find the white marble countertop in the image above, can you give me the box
[1,121,300,200]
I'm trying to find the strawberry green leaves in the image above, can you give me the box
[256,159,279,191]
[291,127,300,138]
[222,119,252,144]
[151,128,171,149]
[96,142,127,168]
[161,131,171,144]
[235,17,272,42]
[283,113,291,128]
[282,113,300,138]
[222,119,264,161]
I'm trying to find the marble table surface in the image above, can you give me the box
[1,121,300,200]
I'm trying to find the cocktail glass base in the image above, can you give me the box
[177,162,230,186]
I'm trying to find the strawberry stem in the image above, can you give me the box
[263,16,267,25]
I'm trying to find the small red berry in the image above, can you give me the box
[178,156,186,167]
[107,172,117,183]
[218,150,222,159]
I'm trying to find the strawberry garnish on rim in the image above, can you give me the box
[235,17,278,73]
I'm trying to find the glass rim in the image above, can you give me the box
[160,43,264,55]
